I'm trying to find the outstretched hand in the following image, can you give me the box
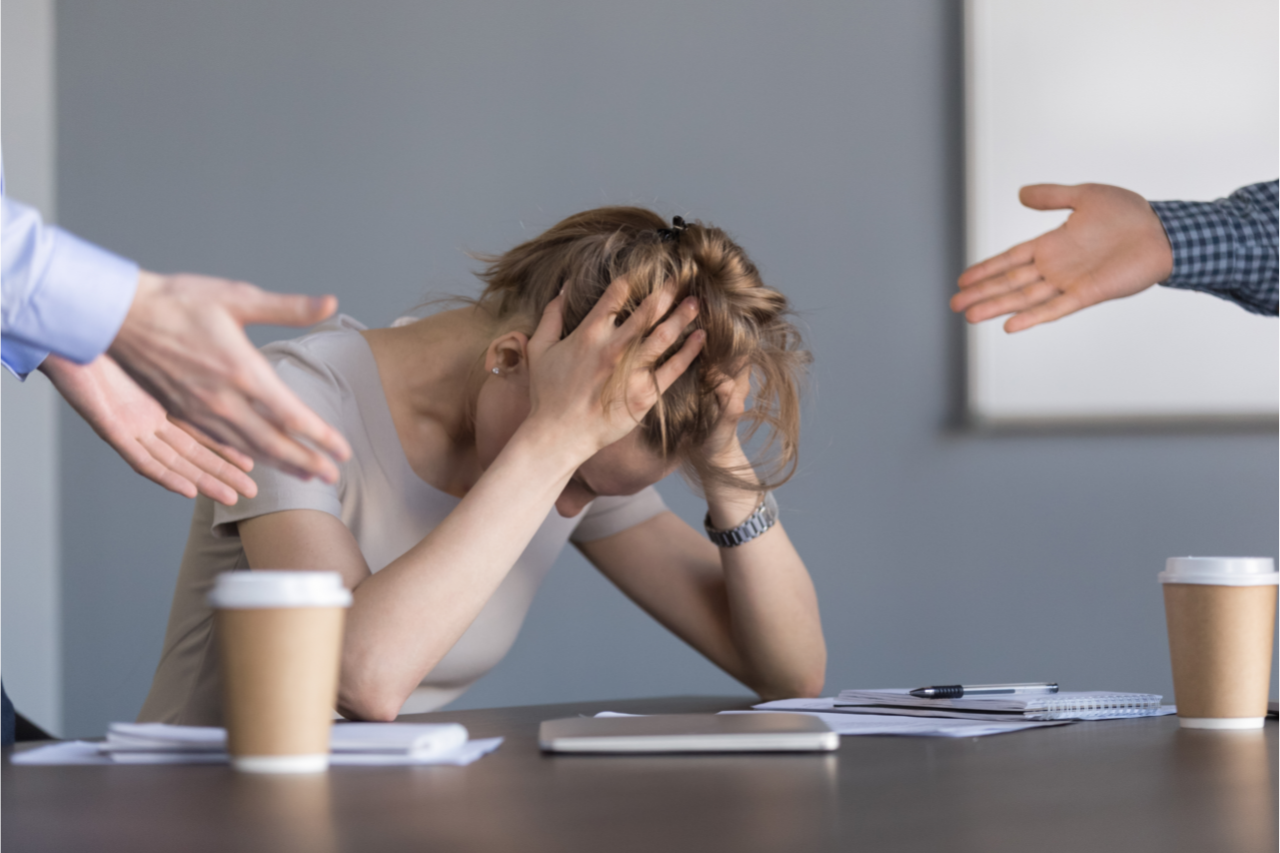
[524,278,705,455]
[952,183,1175,332]
[108,271,353,482]
[40,353,259,505]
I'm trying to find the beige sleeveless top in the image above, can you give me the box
[138,316,666,725]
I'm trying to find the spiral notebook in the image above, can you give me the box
[834,689,1166,721]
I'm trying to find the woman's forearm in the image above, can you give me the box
[705,448,826,700]
[716,524,826,699]
[338,423,581,720]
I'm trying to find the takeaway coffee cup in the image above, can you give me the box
[1160,557,1278,730]
[209,571,352,772]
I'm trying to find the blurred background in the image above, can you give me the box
[3,0,1276,738]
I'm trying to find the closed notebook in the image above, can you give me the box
[539,713,839,753]
[104,722,469,759]
[835,689,1164,721]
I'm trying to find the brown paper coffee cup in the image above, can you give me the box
[1161,558,1278,730]
[210,572,352,772]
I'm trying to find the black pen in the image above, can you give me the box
[909,682,1059,699]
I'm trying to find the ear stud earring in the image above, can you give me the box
[492,367,500,375]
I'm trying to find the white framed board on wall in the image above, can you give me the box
[965,0,1278,425]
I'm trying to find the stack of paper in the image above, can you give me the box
[729,698,1073,737]
[834,689,1173,721]
[11,722,503,767]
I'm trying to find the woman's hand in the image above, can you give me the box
[700,366,764,530]
[40,353,258,505]
[703,366,751,465]
[523,278,705,456]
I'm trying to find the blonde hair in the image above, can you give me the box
[475,206,809,491]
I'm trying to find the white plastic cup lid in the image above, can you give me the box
[208,571,353,609]
[1159,557,1279,587]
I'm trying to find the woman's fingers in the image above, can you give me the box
[580,276,636,331]
[528,290,566,352]
[720,366,752,409]
[618,280,679,340]
[639,296,700,361]
[654,330,707,392]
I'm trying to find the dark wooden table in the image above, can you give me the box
[4,696,1276,853]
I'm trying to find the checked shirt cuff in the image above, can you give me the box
[1151,181,1279,316]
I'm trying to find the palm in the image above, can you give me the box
[41,354,257,505]
[952,183,1174,332]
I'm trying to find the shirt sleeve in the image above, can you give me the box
[570,486,669,543]
[1,182,139,378]
[1151,180,1279,316]
[210,345,347,537]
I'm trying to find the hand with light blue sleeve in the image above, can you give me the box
[1,169,352,501]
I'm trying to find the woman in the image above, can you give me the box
[140,207,825,724]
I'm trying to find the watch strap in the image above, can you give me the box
[704,492,778,548]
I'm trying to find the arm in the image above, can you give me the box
[1,179,351,481]
[578,507,825,700]
[241,280,706,721]
[1150,181,1279,316]
[2,189,137,373]
[952,181,1280,332]
[579,368,825,700]
[39,353,257,506]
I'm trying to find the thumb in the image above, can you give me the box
[236,288,338,328]
[1019,183,1081,212]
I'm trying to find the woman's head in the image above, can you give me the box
[474,206,809,494]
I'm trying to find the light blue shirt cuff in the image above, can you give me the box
[1,337,50,379]
[2,225,139,365]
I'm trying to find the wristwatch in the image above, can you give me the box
[704,492,778,548]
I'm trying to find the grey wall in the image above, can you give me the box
[2,0,63,735]
[50,0,1276,737]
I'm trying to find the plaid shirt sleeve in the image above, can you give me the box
[1149,181,1279,316]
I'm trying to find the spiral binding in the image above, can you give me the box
[1023,693,1161,721]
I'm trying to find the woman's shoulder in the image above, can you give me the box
[261,314,370,367]
[258,314,381,396]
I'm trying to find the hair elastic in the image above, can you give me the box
[656,216,688,243]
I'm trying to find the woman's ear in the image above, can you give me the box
[485,331,531,378]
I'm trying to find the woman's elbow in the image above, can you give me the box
[337,687,403,723]
[336,667,409,722]
[792,670,826,699]
[752,658,826,702]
